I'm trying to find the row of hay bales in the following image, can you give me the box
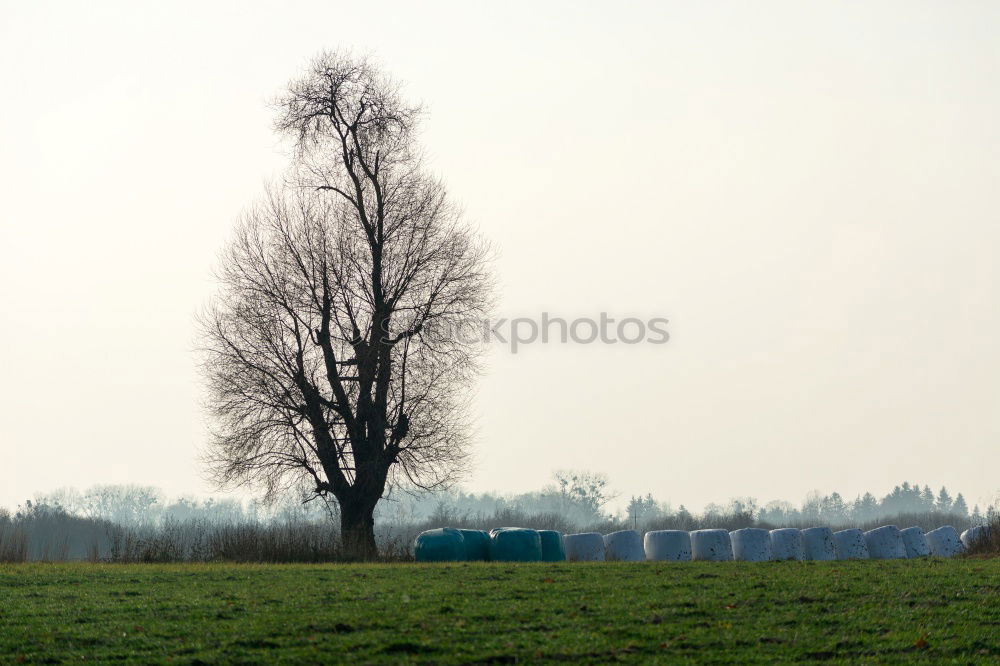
[414,525,990,562]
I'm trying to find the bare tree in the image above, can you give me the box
[553,470,615,518]
[200,52,494,558]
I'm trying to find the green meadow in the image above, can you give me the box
[1,560,997,664]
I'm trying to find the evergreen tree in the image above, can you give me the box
[953,493,969,517]
[935,486,953,513]
[675,504,694,530]
[626,493,661,527]
[801,491,823,522]
[920,485,935,509]
[881,481,933,514]
[821,492,848,524]
[759,500,796,525]
[970,504,982,524]
[852,493,879,522]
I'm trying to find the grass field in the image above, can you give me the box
[1,560,998,664]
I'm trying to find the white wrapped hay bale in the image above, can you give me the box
[899,527,930,558]
[730,528,770,562]
[690,529,733,561]
[960,525,992,549]
[603,530,645,561]
[769,528,804,561]
[644,530,692,561]
[925,525,963,557]
[801,527,837,561]
[864,525,906,559]
[833,529,869,560]
[564,532,606,562]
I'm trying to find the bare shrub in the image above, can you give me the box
[963,515,999,557]
[0,509,28,563]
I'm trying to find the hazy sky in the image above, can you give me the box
[2,1,999,513]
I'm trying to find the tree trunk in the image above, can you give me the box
[340,500,378,561]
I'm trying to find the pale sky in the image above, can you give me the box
[2,1,999,513]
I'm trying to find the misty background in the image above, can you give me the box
[2,1,1000,515]
[3,474,993,562]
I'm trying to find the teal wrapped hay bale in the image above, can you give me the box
[414,528,465,562]
[490,528,543,562]
[459,529,491,561]
[539,530,566,562]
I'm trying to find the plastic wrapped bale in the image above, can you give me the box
[801,527,837,561]
[539,530,566,562]
[603,530,645,562]
[564,533,606,562]
[730,528,770,562]
[691,529,733,561]
[864,525,906,559]
[459,529,491,561]
[414,528,465,562]
[899,527,930,558]
[489,528,542,562]
[769,528,804,561]
[644,530,692,561]
[833,529,869,560]
[925,525,963,557]
[960,525,992,549]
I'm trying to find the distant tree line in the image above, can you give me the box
[752,482,979,527]
[622,483,988,530]
[23,484,333,527]
[9,475,994,530]
[2,473,996,563]
[389,474,993,532]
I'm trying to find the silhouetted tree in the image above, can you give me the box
[200,52,494,558]
[727,497,758,520]
[553,471,614,519]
